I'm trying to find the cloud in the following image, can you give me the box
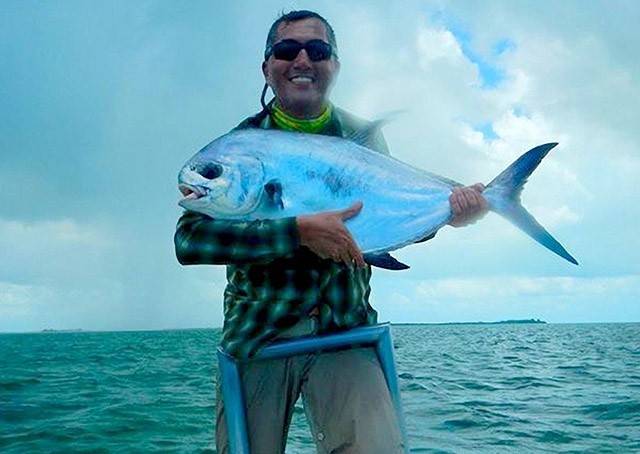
[415,275,640,300]
[0,279,127,332]
[0,282,48,316]
[416,26,465,65]
[527,204,581,228]
[0,218,117,284]
[2,2,639,331]
[0,218,112,246]
[372,274,640,324]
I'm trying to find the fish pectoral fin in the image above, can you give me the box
[363,252,410,270]
[263,179,284,210]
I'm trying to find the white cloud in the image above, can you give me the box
[4,2,640,331]
[0,282,49,316]
[372,273,640,324]
[528,204,581,228]
[0,279,127,332]
[415,275,640,300]
[416,26,464,65]
[332,2,638,278]
[0,217,113,249]
[0,218,117,283]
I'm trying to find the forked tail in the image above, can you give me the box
[483,143,578,265]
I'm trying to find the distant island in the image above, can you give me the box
[393,318,546,326]
[0,320,547,335]
[41,328,84,333]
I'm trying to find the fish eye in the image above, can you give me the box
[197,163,223,180]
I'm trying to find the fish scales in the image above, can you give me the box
[180,129,453,254]
[178,128,578,267]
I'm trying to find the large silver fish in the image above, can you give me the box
[178,128,577,269]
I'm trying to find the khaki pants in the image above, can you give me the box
[215,347,404,454]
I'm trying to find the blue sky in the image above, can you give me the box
[2,1,639,331]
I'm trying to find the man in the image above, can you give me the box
[175,10,487,453]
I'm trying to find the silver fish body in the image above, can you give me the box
[178,128,578,266]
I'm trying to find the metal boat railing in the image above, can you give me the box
[217,322,409,454]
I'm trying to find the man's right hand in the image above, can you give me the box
[296,201,366,268]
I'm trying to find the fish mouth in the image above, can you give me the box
[179,184,208,201]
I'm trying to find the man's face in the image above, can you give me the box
[262,18,340,118]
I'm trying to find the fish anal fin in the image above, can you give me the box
[363,252,410,270]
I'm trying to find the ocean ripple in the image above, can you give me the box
[1,323,638,452]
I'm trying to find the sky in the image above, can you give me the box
[1,0,639,332]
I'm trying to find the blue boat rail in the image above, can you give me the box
[217,322,409,453]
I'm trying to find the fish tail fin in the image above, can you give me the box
[484,143,579,265]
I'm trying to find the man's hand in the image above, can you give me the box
[296,201,366,268]
[448,183,488,227]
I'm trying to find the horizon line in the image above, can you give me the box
[1,320,639,335]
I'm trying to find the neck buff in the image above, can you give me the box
[271,103,332,133]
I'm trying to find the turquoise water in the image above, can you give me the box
[1,323,639,452]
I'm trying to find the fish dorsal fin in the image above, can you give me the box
[363,252,410,270]
[344,111,404,148]
[263,179,284,209]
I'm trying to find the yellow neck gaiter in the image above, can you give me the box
[271,103,332,134]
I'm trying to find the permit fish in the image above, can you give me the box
[178,128,578,270]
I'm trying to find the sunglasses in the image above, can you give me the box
[265,39,335,62]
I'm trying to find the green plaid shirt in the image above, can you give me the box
[175,106,391,358]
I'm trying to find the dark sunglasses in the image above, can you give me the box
[265,39,335,62]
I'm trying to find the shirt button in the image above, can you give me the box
[317,432,325,441]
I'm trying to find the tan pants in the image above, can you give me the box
[215,347,404,454]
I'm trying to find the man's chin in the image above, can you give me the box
[279,94,325,116]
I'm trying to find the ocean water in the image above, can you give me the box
[1,323,639,453]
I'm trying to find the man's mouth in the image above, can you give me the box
[288,75,315,85]
[179,184,207,200]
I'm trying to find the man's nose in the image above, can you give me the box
[292,49,312,68]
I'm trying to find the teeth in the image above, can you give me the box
[291,76,313,83]
[179,184,206,200]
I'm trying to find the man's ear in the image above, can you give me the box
[261,61,270,83]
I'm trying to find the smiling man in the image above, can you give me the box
[263,18,336,119]
[175,10,486,453]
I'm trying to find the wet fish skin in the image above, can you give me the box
[178,129,578,267]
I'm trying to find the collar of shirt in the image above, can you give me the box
[270,103,333,134]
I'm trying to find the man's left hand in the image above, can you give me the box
[448,183,488,227]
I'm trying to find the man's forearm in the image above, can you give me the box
[174,211,300,265]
